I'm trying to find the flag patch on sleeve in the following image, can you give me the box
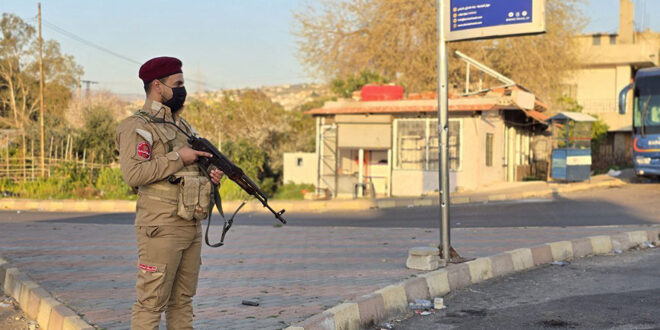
[136,142,151,160]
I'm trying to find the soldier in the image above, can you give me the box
[115,56,223,329]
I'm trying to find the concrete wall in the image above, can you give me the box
[454,113,506,190]
[283,152,318,185]
[390,113,508,195]
[391,169,456,196]
[566,66,633,131]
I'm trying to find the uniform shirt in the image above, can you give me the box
[115,100,198,226]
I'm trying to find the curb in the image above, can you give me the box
[0,198,377,214]
[377,177,627,209]
[285,228,660,330]
[0,257,94,330]
[0,178,626,214]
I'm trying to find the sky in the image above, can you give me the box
[1,0,659,97]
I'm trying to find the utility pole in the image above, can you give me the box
[38,3,45,176]
[77,76,82,105]
[81,80,99,99]
[437,0,450,262]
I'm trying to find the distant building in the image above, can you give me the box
[284,84,549,198]
[563,0,660,164]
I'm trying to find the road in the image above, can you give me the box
[394,247,660,330]
[0,182,658,329]
[1,183,659,228]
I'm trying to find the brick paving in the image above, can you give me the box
[0,219,654,329]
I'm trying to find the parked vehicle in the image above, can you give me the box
[619,67,660,177]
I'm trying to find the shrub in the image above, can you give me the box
[273,182,315,200]
[95,168,136,200]
[0,178,17,197]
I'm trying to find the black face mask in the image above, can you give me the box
[163,86,187,113]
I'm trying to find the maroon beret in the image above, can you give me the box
[138,56,182,84]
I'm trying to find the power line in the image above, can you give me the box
[42,20,219,90]
[44,20,141,65]
[41,20,314,91]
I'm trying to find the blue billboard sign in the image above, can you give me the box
[450,0,532,31]
[444,0,545,42]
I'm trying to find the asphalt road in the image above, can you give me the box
[1,183,658,228]
[392,247,660,330]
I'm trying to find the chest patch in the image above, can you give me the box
[136,142,151,160]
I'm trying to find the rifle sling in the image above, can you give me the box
[200,165,246,247]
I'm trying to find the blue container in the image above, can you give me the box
[551,148,591,181]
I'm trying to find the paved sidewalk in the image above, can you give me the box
[0,173,626,214]
[0,219,654,329]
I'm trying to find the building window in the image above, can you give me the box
[592,35,601,46]
[485,133,494,167]
[609,35,616,45]
[395,118,461,171]
[297,157,303,166]
[448,121,461,170]
[396,119,426,170]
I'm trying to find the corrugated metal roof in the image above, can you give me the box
[306,84,550,127]
[548,111,597,122]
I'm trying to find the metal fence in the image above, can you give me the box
[0,155,110,181]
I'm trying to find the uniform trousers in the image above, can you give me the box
[131,224,202,330]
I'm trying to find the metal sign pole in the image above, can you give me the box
[437,0,450,261]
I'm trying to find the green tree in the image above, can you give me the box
[331,70,390,97]
[1,13,83,169]
[185,90,309,176]
[0,13,83,129]
[218,138,268,200]
[74,105,118,163]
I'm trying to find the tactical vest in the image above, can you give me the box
[131,110,211,220]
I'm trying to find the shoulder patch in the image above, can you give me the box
[136,142,151,160]
[136,128,153,146]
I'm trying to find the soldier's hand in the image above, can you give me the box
[210,169,224,185]
[177,147,212,165]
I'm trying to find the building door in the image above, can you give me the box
[366,150,389,197]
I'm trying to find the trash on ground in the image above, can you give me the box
[0,302,10,308]
[408,299,433,310]
[434,297,446,309]
[613,249,622,254]
[644,241,655,248]
[407,204,414,208]
[379,322,394,330]
[27,321,38,330]
[241,300,259,306]
[419,311,432,316]
[607,169,622,177]
[550,261,569,266]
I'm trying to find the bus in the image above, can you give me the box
[619,67,660,177]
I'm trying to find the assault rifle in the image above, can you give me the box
[189,136,287,247]
[145,113,286,247]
